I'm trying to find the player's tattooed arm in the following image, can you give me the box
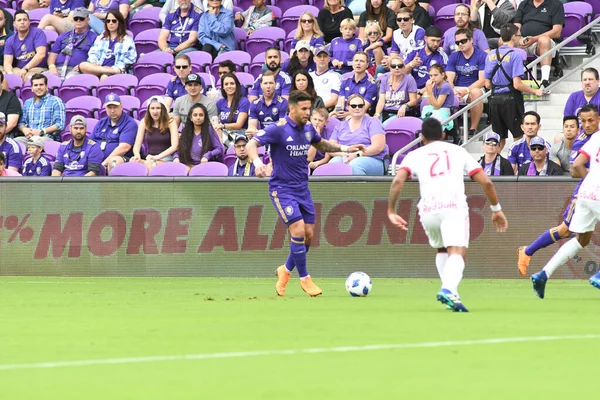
[313,140,367,154]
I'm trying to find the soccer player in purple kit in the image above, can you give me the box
[245,91,366,297]
[517,104,600,276]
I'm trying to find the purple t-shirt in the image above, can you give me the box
[484,45,524,94]
[564,90,600,117]
[56,139,104,177]
[0,137,23,169]
[50,0,85,17]
[404,47,448,89]
[446,48,487,88]
[507,136,551,169]
[442,27,489,55]
[253,116,322,189]
[249,95,288,128]
[163,7,202,48]
[22,155,53,176]
[52,29,98,67]
[330,116,388,160]
[330,36,363,73]
[4,28,47,69]
[250,71,291,98]
[101,38,117,67]
[340,74,379,106]
[92,0,128,14]
[290,36,325,51]
[217,97,250,128]
[377,73,417,111]
[176,129,224,164]
[90,113,138,159]
[432,81,455,109]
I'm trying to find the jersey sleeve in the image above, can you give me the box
[253,123,280,147]
[398,151,414,179]
[579,137,598,161]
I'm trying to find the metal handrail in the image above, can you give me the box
[390,15,600,174]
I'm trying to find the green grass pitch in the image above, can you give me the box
[0,277,598,399]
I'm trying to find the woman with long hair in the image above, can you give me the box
[79,10,137,81]
[215,73,250,144]
[317,0,353,43]
[174,103,224,167]
[358,0,395,46]
[87,0,130,34]
[374,54,418,126]
[291,12,324,53]
[291,70,325,110]
[363,22,385,76]
[283,41,316,76]
[130,96,179,172]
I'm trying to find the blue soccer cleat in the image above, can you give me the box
[436,289,469,312]
[590,272,600,290]
[531,270,548,299]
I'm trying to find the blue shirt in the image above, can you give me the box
[249,95,288,128]
[250,71,291,98]
[197,7,236,52]
[55,138,104,176]
[217,97,250,128]
[564,90,600,118]
[484,45,524,94]
[49,0,85,17]
[405,47,448,89]
[253,116,322,190]
[20,93,66,138]
[507,136,551,169]
[0,137,23,169]
[22,155,52,176]
[446,48,487,88]
[163,6,203,48]
[90,113,138,159]
[330,36,363,73]
[340,74,379,106]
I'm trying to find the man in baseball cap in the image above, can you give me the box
[52,115,104,177]
[477,132,513,176]
[310,45,341,109]
[172,73,218,126]
[227,134,256,177]
[518,136,564,176]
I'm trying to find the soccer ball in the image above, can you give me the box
[345,272,372,297]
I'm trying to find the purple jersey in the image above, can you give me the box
[228,160,256,176]
[92,0,128,14]
[507,136,551,169]
[56,138,104,176]
[442,27,489,55]
[217,97,250,128]
[433,81,455,109]
[330,36,363,73]
[567,131,596,200]
[377,73,417,111]
[49,0,85,16]
[101,38,117,67]
[52,29,97,67]
[249,95,288,128]
[330,115,388,160]
[22,155,53,176]
[484,45,524,94]
[90,113,138,159]
[250,71,291,98]
[404,47,448,89]
[163,6,202,48]
[290,36,325,51]
[564,90,600,118]
[340,74,379,106]
[0,137,23,169]
[165,76,206,100]
[4,28,47,69]
[253,116,322,189]
[446,48,487,88]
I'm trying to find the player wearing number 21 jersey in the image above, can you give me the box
[387,118,508,312]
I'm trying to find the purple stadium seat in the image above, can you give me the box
[216,71,255,89]
[249,51,290,77]
[148,162,189,176]
[5,74,22,97]
[134,28,162,55]
[245,27,286,59]
[87,118,99,133]
[428,5,435,19]
[4,7,15,16]
[268,5,282,21]
[284,29,296,54]
[128,6,161,38]
[563,2,594,49]
[43,29,58,46]
[57,74,100,104]
[97,74,139,99]
[17,140,26,155]
[136,73,173,104]
[384,116,422,158]
[434,4,459,36]
[312,162,353,176]
[429,0,459,15]
[43,140,61,158]
[189,162,229,176]
[279,5,319,35]
[234,27,247,51]
[272,0,309,10]
[65,95,102,122]
[133,52,174,80]
[210,50,252,80]
[186,51,213,74]
[234,0,255,10]
[99,95,140,119]
[590,0,600,16]
[20,73,61,101]
[110,162,148,176]
[27,8,49,28]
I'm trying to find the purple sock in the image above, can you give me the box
[290,236,308,278]
[285,242,310,272]
[525,230,562,256]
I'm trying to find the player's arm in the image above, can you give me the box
[387,168,409,231]
[312,139,366,154]
[246,138,268,177]
[471,170,508,232]
[571,152,590,179]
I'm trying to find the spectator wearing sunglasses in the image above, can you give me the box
[358,0,396,46]
[37,0,86,34]
[518,136,563,176]
[396,0,430,30]
[442,4,489,55]
[477,132,513,176]
[374,54,418,126]
[290,12,324,54]
[235,0,273,36]
[47,8,97,80]
[164,54,207,110]
[388,8,425,62]
[87,0,130,35]
[158,0,203,57]
[363,23,385,76]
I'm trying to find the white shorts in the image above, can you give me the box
[569,198,600,234]
[419,209,470,249]
[524,39,556,57]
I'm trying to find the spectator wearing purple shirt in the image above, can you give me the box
[442,4,489,55]
[38,0,87,34]
[564,68,600,118]
[445,29,487,136]
[290,12,324,54]
[507,111,551,173]
[330,18,363,74]
[90,94,138,174]
[422,64,454,132]
[158,0,202,56]
[336,51,379,114]
[22,136,52,176]
[477,132,514,176]
[249,47,291,102]
[3,11,47,82]
[174,102,224,166]
[246,90,364,297]
[215,73,250,145]
[0,112,22,171]
[247,71,288,135]
[374,54,418,126]
[52,116,104,177]
[307,107,330,169]
[88,0,130,34]
[227,134,255,176]
[329,94,388,175]
[404,26,447,91]
[47,8,97,80]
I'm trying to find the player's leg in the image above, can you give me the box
[296,190,322,297]
[436,249,448,288]
[270,190,301,296]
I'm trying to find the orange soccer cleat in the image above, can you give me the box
[517,246,531,276]
[275,265,291,296]
[300,276,323,297]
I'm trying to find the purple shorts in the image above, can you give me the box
[269,186,315,226]
[563,196,577,227]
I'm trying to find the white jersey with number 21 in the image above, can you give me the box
[399,141,483,214]
[577,133,600,201]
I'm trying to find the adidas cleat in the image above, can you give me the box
[531,270,548,299]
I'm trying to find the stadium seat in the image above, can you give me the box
[560,2,594,56]
[272,0,309,10]
[313,162,353,176]
[97,74,139,99]
[98,95,140,119]
[136,73,173,104]
[434,4,460,36]
[216,71,255,89]
[43,140,61,159]
[27,7,49,28]
[148,162,189,176]
[429,0,460,15]
[4,74,22,97]
[209,51,252,80]
[128,6,162,38]
[279,5,319,35]
[133,52,174,80]
[110,162,148,176]
[65,95,102,122]
[43,29,58,47]
[20,73,61,101]
[186,51,213,74]
[384,117,422,160]
[245,27,286,60]
[284,29,296,54]
[57,74,100,104]
[134,28,162,55]
[268,5,283,25]
[234,27,247,51]
[189,162,229,176]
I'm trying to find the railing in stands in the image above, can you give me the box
[390,15,600,175]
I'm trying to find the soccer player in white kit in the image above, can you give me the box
[531,131,600,299]
[387,118,508,312]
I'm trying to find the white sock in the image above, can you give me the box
[543,238,583,277]
[443,254,465,296]
[436,252,449,288]
[541,65,551,81]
